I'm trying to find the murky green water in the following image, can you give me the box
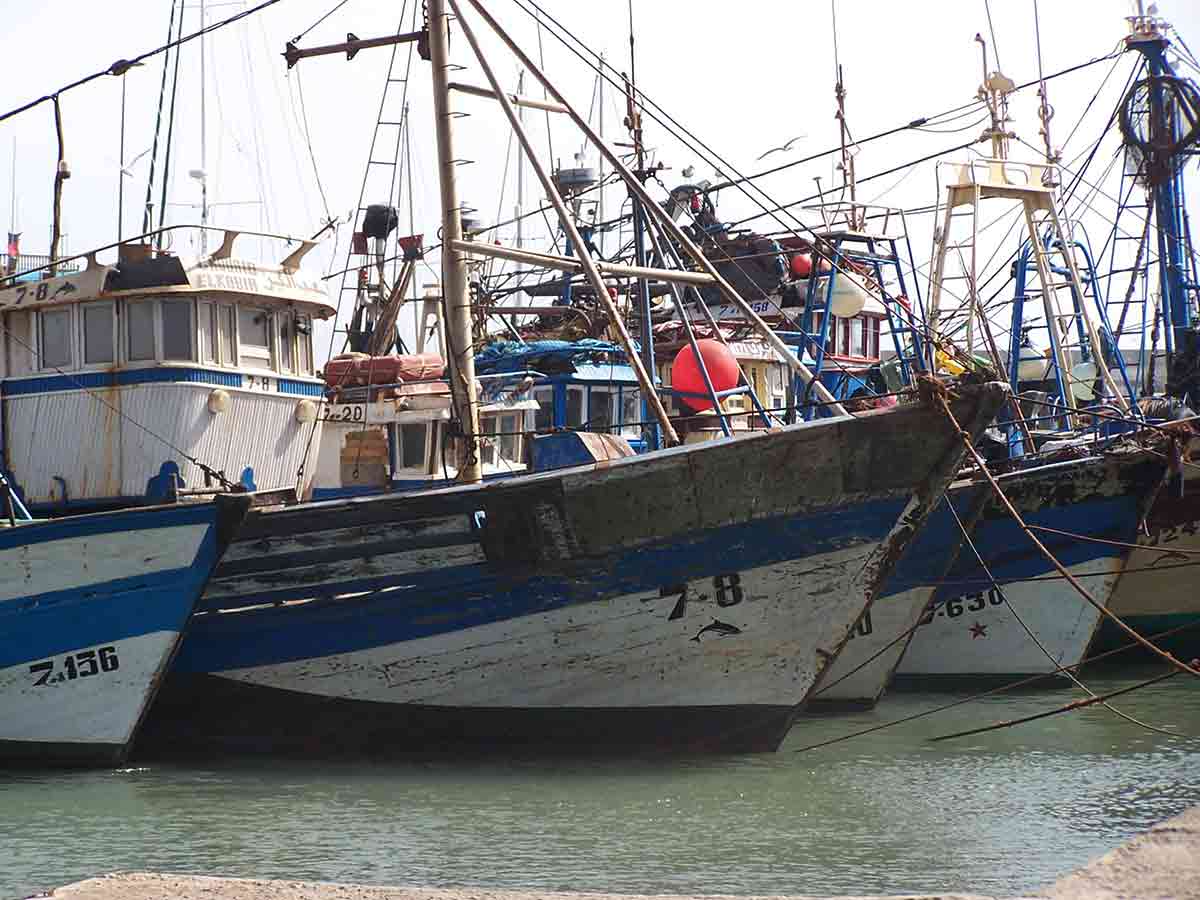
[2,664,1198,900]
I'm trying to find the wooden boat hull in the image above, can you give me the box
[0,500,243,767]
[1093,473,1200,660]
[807,487,985,707]
[137,385,1005,757]
[895,450,1165,683]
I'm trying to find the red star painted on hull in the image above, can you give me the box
[969,621,987,639]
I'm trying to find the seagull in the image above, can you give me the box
[756,134,807,161]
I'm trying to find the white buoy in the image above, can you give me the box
[207,389,231,415]
[829,277,869,318]
[295,399,319,424]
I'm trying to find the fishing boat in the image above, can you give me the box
[894,447,1165,683]
[0,483,247,767]
[0,226,333,512]
[803,14,1199,699]
[1087,457,1200,660]
[1085,12,1200,661]
[129,0,1007,757]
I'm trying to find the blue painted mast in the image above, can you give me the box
[1123,11,1199,365]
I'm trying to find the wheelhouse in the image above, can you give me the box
[0,227,334,511]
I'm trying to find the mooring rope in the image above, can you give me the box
[929,669,1183,743]
[792,618,1200,755]
[944,480,1179,737]
[939,395,1200,678]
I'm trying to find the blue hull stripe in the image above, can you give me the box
[4,367,323,397]
[931,494,1139,599]
[0,502,218,551]
[177,496,909,673]
[0,507,222,668]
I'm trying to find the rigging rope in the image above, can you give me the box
[0,320,237,490]
[794,617,1200,755]
[939,394,1200,679]
[929,669,1182,742]
[292,0,355,45]
[0,0,284,125]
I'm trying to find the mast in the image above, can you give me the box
[597,53,605,256]
[49,95,66,275]
[428,0,483,484]
[118,71,128,242]
[515,70,525,252]
[624,3,659,450]
[199,0,209,253]
[1124,10,1194,360]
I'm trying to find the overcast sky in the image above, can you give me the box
[2,0,1198,358]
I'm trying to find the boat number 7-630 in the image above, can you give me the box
[29,646,120,686]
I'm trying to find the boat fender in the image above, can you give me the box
[295,399,319,424]
[208,389,231,414]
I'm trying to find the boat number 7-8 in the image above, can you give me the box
[29,646,120,686]
[713,573,744,607]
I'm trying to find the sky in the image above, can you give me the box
[2,0,1198,360]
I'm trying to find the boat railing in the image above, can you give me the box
[0,224,324,288]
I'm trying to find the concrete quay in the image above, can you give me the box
[37,805,1200,900]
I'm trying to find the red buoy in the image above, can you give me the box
[672,339,740,411]
[789,253,813,279]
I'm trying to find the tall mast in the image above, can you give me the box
[515,69,525,251]
[597,53,605,255]
[428,0,483,484]
[624,2,659,449]
[199,0,209,252]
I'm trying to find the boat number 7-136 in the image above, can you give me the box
[29,646,120,686]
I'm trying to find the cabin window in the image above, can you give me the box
[565,386,585,428]
[838,318,852,356]
[198,302,217,363]
[768,366,786,414]
[238,307,272,369]
[590,388,615,431]
[850,317,866,358]
[217,305,236,366]
[6,310,34,374]
[621,389,641,437]
[39,307,73,369]
[127,301,156,361]
[533,387,554,431]
[82,302,115,365]
[399,423,427,470]
[161,299,195,361]
[278,312,295,373]
[750,365,765,404]
[479,414,497,467]
[498,412,521,462]
[296,315,314,374]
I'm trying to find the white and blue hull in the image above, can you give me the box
[0,501,239,766]
[1,370,323,512]
[897,451,1164,682]
[139,385,1006,757]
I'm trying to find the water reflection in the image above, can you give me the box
[1,666,1196,900]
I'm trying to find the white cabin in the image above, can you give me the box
[0,227,334,512]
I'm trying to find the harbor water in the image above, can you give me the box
[2,664,1197,900]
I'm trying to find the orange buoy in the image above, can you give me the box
[672,340,739,411]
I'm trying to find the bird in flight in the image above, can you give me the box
[757,135,807,161]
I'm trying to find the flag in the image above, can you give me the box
[6,232,18,258]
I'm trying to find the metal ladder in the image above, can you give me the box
[930,158,1129,437]
[334,12,421,354]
